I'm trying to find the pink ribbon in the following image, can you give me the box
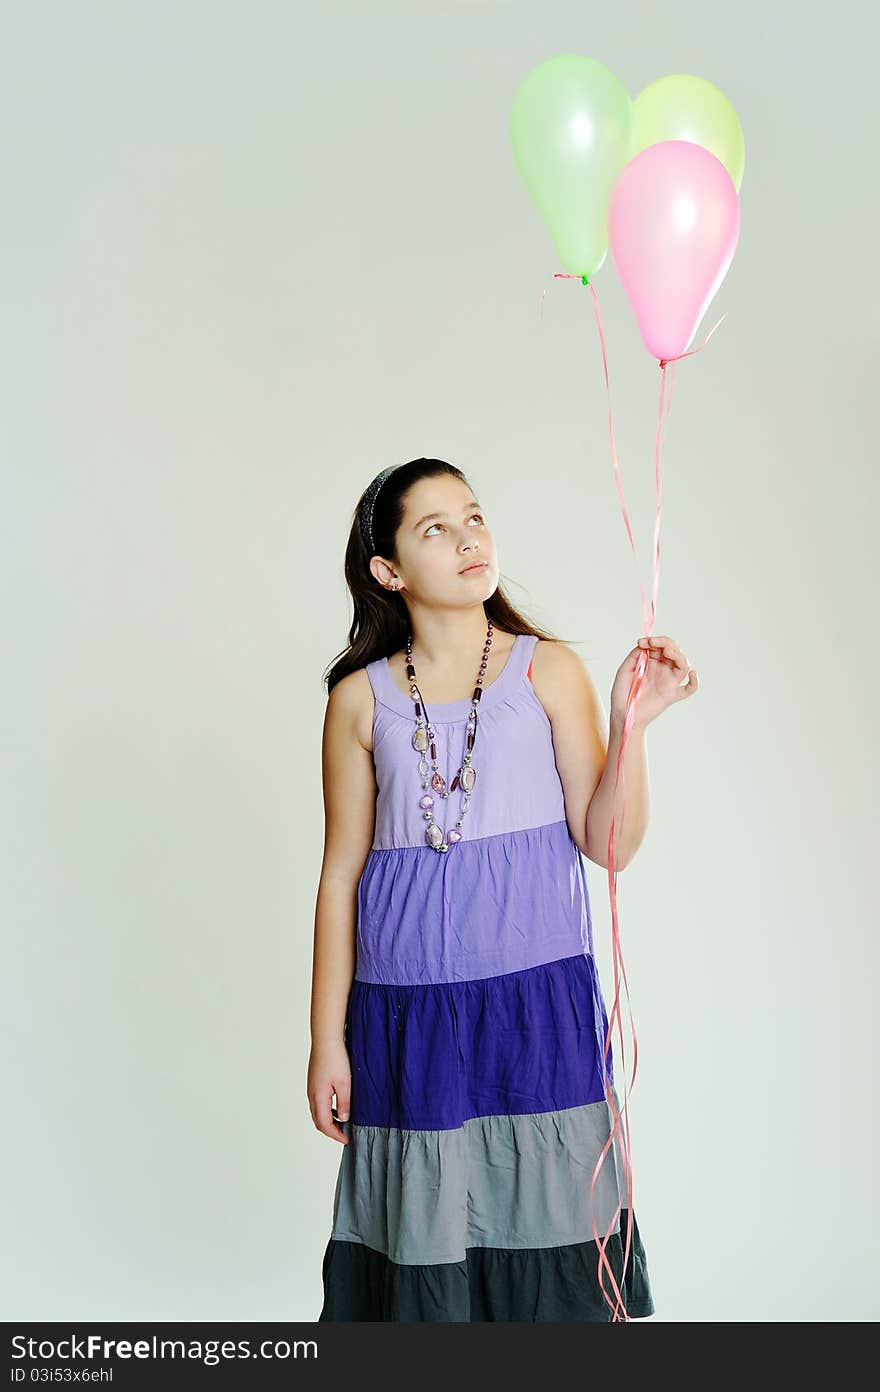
[541,270,726,1320]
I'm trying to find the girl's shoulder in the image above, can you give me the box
[327,664,376,755]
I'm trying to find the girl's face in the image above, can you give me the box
[384,475,498,606]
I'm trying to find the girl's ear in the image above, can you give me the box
[371,557,398,590]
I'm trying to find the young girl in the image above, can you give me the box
[309,456,698,1322]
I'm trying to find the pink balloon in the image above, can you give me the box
[608,140,740,362]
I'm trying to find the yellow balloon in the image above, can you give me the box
[632,73,745,192]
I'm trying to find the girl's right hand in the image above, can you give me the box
[307,1040,352,1145]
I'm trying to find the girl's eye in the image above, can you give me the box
[425,513,485,537]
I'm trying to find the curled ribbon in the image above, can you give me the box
[540,269,726,1320]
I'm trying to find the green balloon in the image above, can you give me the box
[632,73,745,192]
[510,54,635,279]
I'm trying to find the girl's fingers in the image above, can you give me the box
[638,636,690,673]
[636,636,699,697]
[310,1088,351,1144]
[680,666,699,693]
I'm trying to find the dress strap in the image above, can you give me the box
[511,632,540,687]
[365,655,397,709]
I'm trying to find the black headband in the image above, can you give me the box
[359,464,402,554]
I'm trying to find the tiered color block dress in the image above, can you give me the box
[318,632,655,1321]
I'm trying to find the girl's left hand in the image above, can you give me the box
[609,635,699,731]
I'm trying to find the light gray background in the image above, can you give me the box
[2,0,876,1322]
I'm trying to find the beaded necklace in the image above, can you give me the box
[405,618,494,852]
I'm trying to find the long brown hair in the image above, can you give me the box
[324,457,570,694]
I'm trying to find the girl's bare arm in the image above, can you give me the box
[307,671,376,1142]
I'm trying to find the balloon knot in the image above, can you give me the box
[581,275,589,285]
[659,359,667,368]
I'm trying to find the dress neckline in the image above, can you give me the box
[376,633,525,721]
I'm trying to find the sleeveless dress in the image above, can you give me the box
[318,632,655,1322]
